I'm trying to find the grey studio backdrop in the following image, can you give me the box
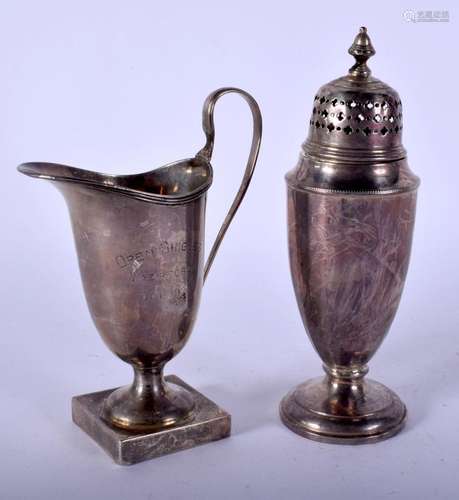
[1,1,458,499]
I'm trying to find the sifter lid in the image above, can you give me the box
[304,27,406,164]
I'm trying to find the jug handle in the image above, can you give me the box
[196,87,262,282]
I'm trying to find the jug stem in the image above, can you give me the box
[132,365,166,401]
[196,87,262,282]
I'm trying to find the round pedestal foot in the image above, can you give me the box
[280,376,406,444]
[101,369,196,432]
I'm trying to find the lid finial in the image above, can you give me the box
[348,27,375,79]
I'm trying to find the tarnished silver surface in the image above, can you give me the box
[280,28,419,444]
[18,87,262,461]
[72,375,231,465]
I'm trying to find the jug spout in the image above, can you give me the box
[18,158,213,205]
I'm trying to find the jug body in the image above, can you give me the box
[61,182,206,367]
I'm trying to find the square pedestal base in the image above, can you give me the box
[72,375,231,465]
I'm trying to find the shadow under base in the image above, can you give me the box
[72,375,231,465]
